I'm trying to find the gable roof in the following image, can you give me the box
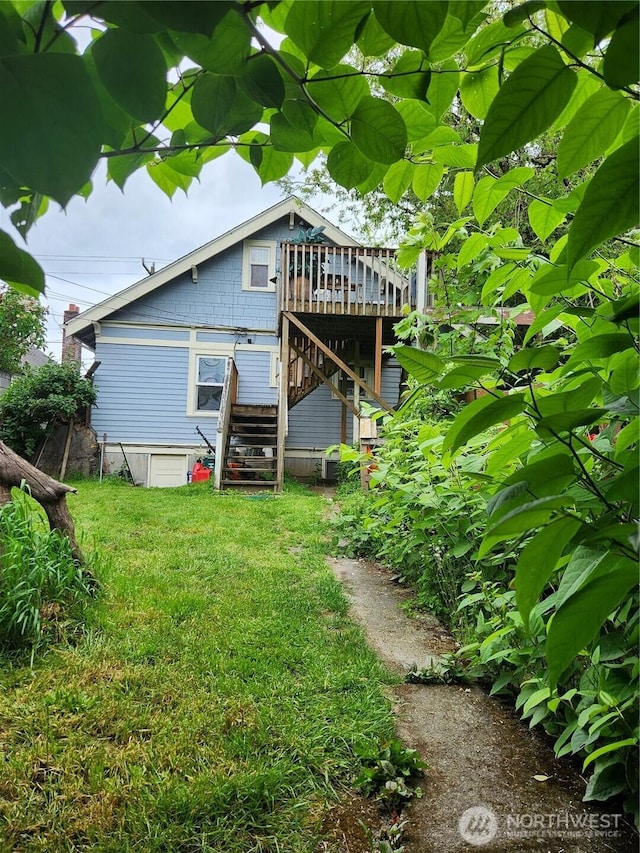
[65,196,360,347]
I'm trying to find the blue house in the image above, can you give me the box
[66,197,431,488]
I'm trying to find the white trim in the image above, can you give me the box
[66,196,361,343]
[242,239,276,291]
[98,336,191,348]
[187,350,233,417]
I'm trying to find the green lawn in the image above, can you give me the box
[0,481,395,852]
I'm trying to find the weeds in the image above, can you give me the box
[0,492,99,658]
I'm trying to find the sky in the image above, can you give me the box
[0,153,303,365]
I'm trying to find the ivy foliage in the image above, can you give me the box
[0,362,97,459]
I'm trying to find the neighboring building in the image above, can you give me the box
[0,345,51,395]
[65,197,432,489]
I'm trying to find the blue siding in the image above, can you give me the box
[287,363,402,449]
[101,326,189,341]
[236,350,277,405]
[108,215,327,332]
[93,343,200,444]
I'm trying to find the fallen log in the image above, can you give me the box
[0,440,84,564]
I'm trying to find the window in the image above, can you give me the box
[195,356,227,412]
[331,366,374,400]
[242,240,276,291]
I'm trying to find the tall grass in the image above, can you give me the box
[0,492,98,656]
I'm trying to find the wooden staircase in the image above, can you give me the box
[221,404,278,487]
[287,334,353,408]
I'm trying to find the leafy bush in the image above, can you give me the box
[0,493,99,657]
[0,361,97,458]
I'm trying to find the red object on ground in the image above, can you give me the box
[191,461,211,482]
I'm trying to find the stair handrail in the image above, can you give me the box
[214,358,238,489]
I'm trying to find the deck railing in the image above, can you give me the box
[279,243,429,316]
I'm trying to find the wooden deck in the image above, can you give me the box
[279,243,431,317]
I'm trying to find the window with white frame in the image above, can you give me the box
[195,355,227,413]
[243,240,276,291]
[331,366,374,400]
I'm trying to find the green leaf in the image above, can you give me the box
[0,53,102,206]
[286,1,371,67]
[528,199,566,242]
[503,1,546,27]
[584,758,628,801]
[614,419,640,459]
[107,131,158,190]
[565,332,635,366]
[373,1,449,54]
[432,143,477,168]
[392,345,445,383]
[424,58,460,120]
[170,12,251,75]
[0,230,45,297]
[466,19,524,66]
[396,100,437,141]
[508,345,561,373]
[240,55,285,109]
[459,66,500,119]
[556,1,637,43]
[604,10,640,88]
[351,97,407,164]
[146,158,191,199]
[547,553,638,686]
[472,175,509,226]
[380,50,431,99]
[271,103,321,152]
[308,65,368,122]
[93,29,167,124]
[247,135,293,185]
[438,363,497,390]
[528,259,599,296]
[557,88,632,180]
[411,163,444,201]
[383,160,415,203]
[192,73,262,139]
[479,495,570,558]
[145,1,233,35]
[515,517,581,628]
[443,392,527,455]
[476,45,577,169]
[567,139,640,272]
[457,232,488,269]
[523,304,566,344]
[505,451,576,495]
[327,141,377,189]
[583,739,638,772]
[453,171,475,214]
[536,409,608,435]
[356,9,396,56]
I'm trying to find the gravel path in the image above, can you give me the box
[328,556,638,853]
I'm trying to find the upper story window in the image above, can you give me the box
[243,240,276,292]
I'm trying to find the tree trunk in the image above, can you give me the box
[0,440,84,564]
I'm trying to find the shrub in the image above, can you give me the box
[0,361,97,459]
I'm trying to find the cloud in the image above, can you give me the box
[1,154,286,362]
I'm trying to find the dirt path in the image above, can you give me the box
[328,556,638,853]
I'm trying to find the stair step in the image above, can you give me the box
[230,422,277,430]
[231,405,277,417]
[222,479,277,486]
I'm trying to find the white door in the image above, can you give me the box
[149,454,187,488]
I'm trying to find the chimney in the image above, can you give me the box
[62,304,82,366]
